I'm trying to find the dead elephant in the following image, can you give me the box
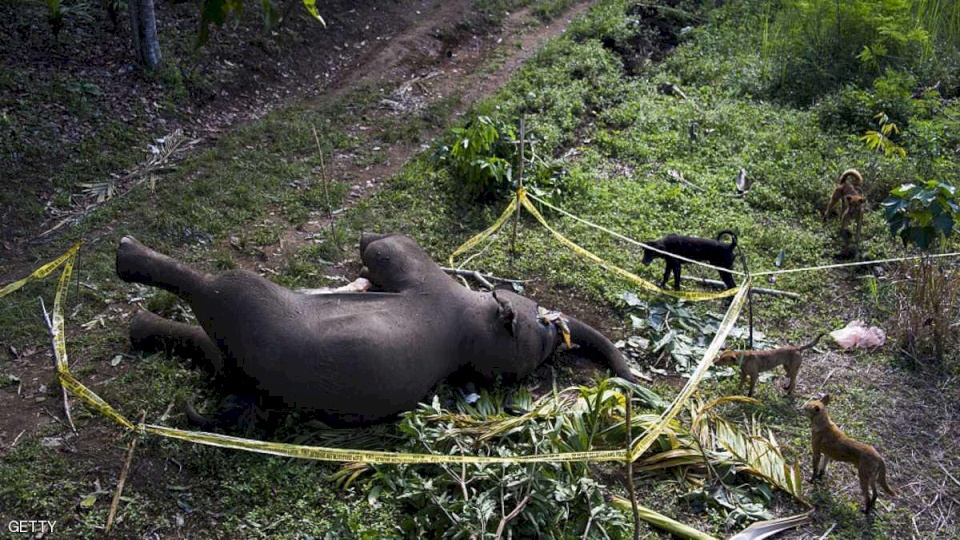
[116,232,636,428]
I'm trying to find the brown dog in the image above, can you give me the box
[803,394,896,512]
[715,334,823,396]
[823,169,865,231]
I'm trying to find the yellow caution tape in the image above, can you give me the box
[526,192,748,278]
[628,280,750,461]
[517,191,739,301]
[0,241,642,464]
[143,424,627,463]
[1,229,753,465]
[0,241,82,298]
[448,195,519,268]
[0,241,139,432]
[446,189,738,301]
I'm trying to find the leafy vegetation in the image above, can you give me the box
[882,179,960,369]
[433,115,585,203]
[617,295,774,378]
[3,0,960,537]
[882,180,958,250]
[325,380,807,538]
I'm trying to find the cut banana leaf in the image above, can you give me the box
[610,495,718,540]
[727,512,813,539]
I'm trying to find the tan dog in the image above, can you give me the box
[803,394,896,512]
[715,334,823,396]
[823,169,865,231]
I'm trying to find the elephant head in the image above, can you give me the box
[465,287,636,385]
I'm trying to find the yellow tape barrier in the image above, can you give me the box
[4,242,750,464]
[448,195,519,268]
[525,192,747,278]
[449,188,739,301]
[628,280,749,460]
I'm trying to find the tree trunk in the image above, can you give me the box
[129,0,162,71]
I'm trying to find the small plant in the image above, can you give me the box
[46,0,65,37]
[883,179,960,369]
[440,115,516,199]
[882,180,957,250]
[861,112,906,159]
[104,0,126,31]
[434,115,584,203]
[46,0,94,38]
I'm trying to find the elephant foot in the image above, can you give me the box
[129,310,224,374]
[116,236,210,298]
[116,236,157,284]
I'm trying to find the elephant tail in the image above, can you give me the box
[564,316,638,383]
[184,395,221,430]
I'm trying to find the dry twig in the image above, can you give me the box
[312,126,342,254]
[494,492,531,539]
[39,297,77,434]
[106,411,147,534]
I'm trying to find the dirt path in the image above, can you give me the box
[0,0,587,258]
[268,0,597,271]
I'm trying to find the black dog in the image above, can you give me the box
[641,230,738,290]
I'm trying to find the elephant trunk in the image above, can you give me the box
[565,316,637,383]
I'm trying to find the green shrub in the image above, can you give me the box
[434,114,590,204]
[882,179,958,250]
[433,115,517,200]
[763,0,935,105]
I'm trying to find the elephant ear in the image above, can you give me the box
[492,290,517,336]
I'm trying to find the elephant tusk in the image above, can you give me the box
[538,308,573,350]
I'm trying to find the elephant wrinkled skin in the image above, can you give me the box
[116,232,636,426]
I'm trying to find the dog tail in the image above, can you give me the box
[878,459,896,496]
[715,229,737,249]
[838,168,863,187]
[798,333,826,350]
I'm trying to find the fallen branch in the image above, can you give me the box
[39,297,77,435]
[440,267,526,289]
[679,276,801,299]
[494,493,530,539]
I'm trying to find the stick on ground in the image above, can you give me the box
[679,275,801,299]
[106,411,147,534]
[39,297,77,435]
[441,267,526,288]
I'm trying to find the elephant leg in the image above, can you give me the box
[129,310,224,375]
[116,236,212,301]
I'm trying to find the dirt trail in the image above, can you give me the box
[265,1,596,270]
